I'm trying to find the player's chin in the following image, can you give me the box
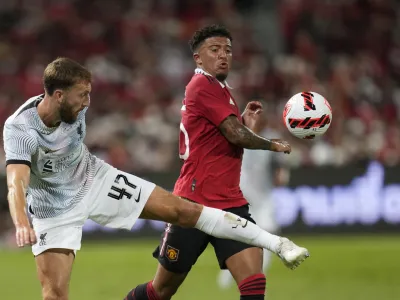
[215,71,228,82]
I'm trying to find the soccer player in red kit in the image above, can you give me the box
[125,25,309,300]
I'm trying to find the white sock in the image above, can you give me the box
[263,249,272,273]
[195,206,281,253]
[217,269,234,290]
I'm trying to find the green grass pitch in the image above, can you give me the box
[0,235,398,300]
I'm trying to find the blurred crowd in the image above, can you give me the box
[0,0,399,175]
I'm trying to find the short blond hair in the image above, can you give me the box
[43,57,92,95]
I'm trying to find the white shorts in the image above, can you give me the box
[31,167,156,256]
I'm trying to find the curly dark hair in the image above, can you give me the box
[189,24,233,53]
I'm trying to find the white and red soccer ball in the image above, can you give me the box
[283,92,332,139]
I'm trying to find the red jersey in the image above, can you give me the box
[173,69,248,209]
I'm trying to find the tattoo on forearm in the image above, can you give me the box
[219,116,273,150]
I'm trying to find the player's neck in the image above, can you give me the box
[37,96,62,128]
[195,67,229,87]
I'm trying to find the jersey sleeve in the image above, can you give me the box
[188,78,237,126]
[3,124,38,167]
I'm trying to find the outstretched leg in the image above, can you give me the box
[124,186,308,299]
[140,187,309,268]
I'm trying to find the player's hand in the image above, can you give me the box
[242,101,263,131]
[270,139,291,154]
[15,219,37,247]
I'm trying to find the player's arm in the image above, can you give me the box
[6,164,37,247]
[219,115,291,153]
[3,124,38,247]
[192,81,290,153]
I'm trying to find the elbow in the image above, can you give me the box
[226,134,241,146]
[174,201,202,228]
[227,132,248,148]
[224,130,244,146]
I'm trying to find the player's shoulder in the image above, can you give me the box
[186,76,223,106]
[5,94,43,126]
[190,73,218,87]
[4,94,43,137]
[187,70,223,93]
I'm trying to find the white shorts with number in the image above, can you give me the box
[31,166,156,256]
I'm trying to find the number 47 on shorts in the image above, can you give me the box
[107,174,142,203]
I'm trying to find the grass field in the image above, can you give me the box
[0,235,399,300]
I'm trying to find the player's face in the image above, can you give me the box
[59,82,91,124]
[194,37,232,82]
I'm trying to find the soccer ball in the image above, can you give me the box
[282,92,332,139]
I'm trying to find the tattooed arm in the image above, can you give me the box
[218,116,291,153]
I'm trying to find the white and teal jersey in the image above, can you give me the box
[3,94,109,218]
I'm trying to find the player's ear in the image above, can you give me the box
[193,53,202,66]
[53,89,64,105]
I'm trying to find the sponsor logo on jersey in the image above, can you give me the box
[43,160,53,173]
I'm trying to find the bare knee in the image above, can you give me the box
[140,187,203,227]
[174,199,202,228]
[152,264,187,300]
[42,284,68,300]
[226,247,263,284]
[39,268,69,300]
[36,249,74,300]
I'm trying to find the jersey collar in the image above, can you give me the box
[194,68,232,89]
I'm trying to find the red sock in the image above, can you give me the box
[238,273,266,298]
[125,281,161,300]
[146,281,161,300]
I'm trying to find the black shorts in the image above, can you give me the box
[152,204,257,273]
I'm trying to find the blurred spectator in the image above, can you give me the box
[0,0,399,176]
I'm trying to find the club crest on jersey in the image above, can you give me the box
[166,245,179,262]
[76,122,84,140]
[77,123,82,136]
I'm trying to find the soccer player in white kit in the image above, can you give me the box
[3,58,308,300]
[217,105,290,289]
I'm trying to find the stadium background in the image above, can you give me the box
[0,0,399,299]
